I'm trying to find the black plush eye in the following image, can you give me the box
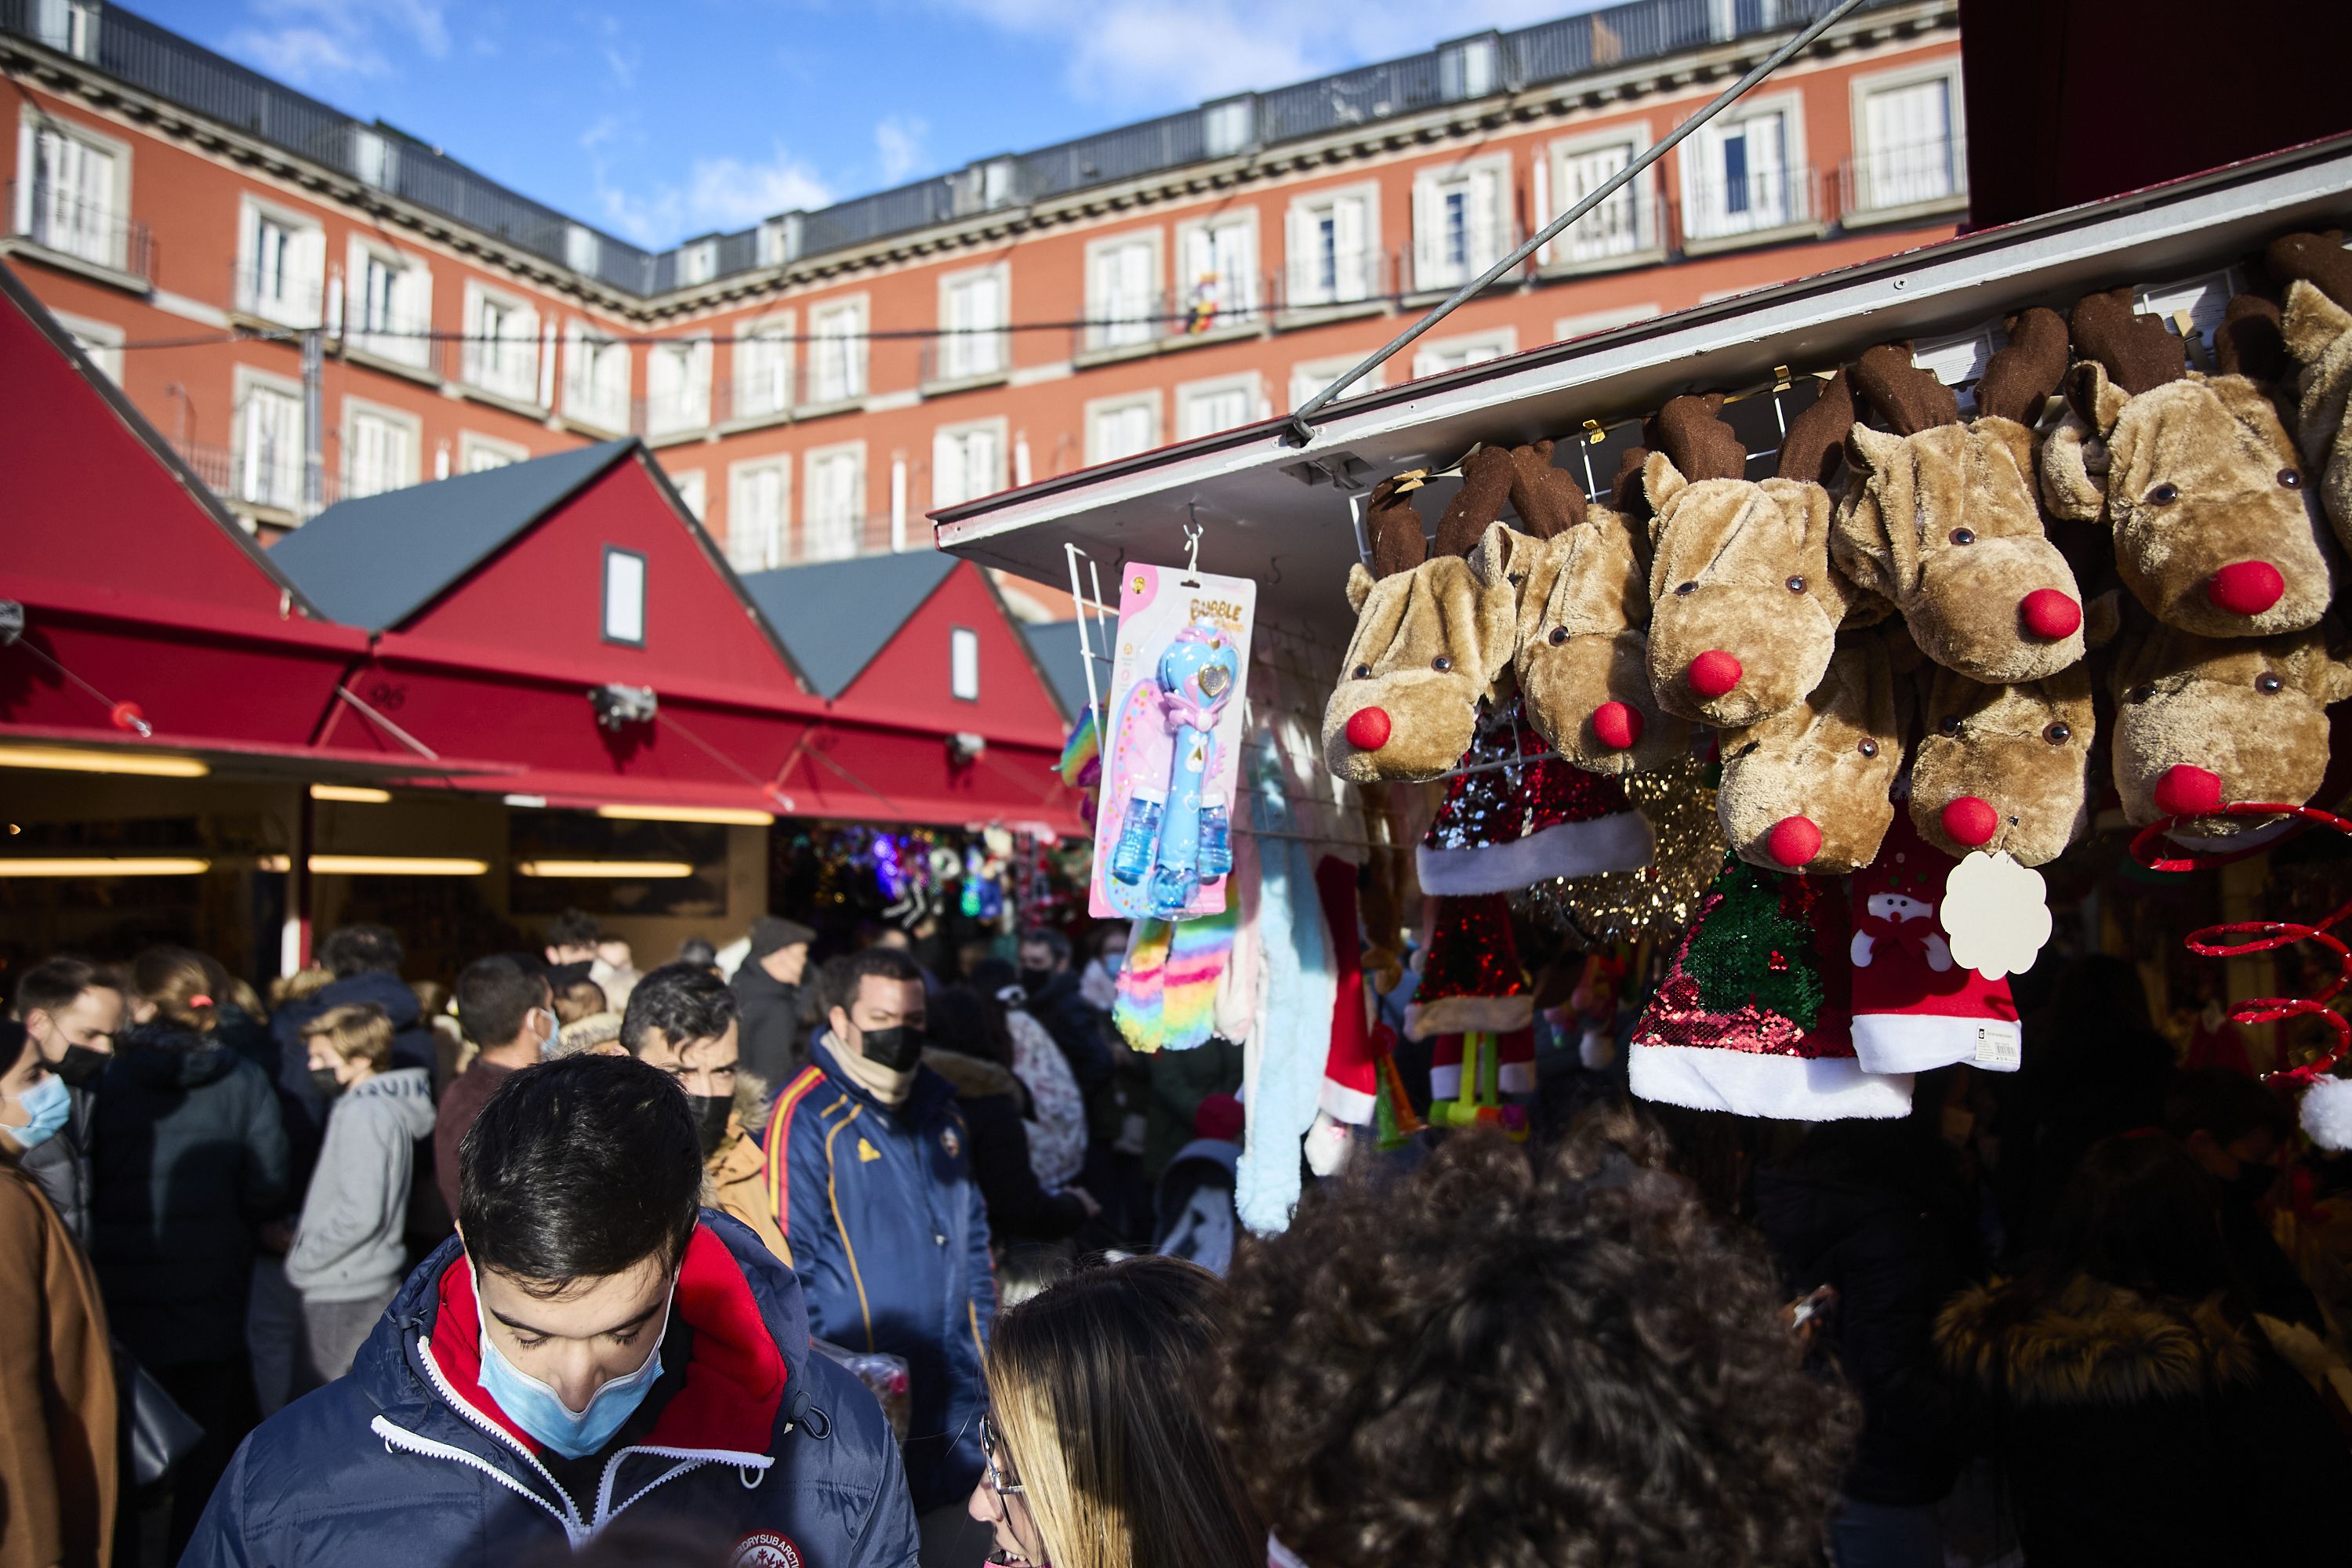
[2044,722,2072,745]
[1548,626,1569,646]
[2281,470,2303,490]
[2258,673,2284,694]
[2127,684,2156,703]
[1857,739,1878,758]
[1785,575,1806,593]
[1353,664,1372,680]
[1431,655,1453,673]
[1949,528,1975,546]
[1674,581,1697,597]
[2147,483,2180,505]
[1937,715,1962,738]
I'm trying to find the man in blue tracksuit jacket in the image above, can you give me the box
[183,1053,917,1567]
[764,946,993,1544]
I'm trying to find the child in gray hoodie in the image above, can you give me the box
[288,1003,435,1386]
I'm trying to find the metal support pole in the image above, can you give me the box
[299,328,325,522]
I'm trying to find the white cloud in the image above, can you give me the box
[875,116,929,185]
[227,0,450,85]
[593,143,834,246]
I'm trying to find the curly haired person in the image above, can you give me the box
[1215,1114,1856,1568]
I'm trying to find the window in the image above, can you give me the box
[563,224,601,277]
[30,0,101,60]
[932,420,1006,510]
[1203,98,1255,158]
[53,310,121,382]
[806,297,868,405]
[239,200,325,326]
[1284,186,1377,308]
[348,241,432,368]
[16,118,125,270]
[757,216,800,267]
[669,468,707,521]
[1682,103,1802,241]
[233,372,303,511]
[1287,358,1381,412]
[733,315,794,422]
[1855,70,1961,213]
[464,285,542,403]
[1545,134,1648,266]
[459,432,526,473]
[1085,394,1159,465]
[677,238,719,288]
[603,548,647,647]
[343,401,419,499]
[1177,375,1261,440]
[1177,214,1256,330]
[950,626,980,702]
[1085,234,1160,351]
[803,445,865,561]
[1410,328,1515,379]
[564,325,631,432]
[937,267,1008,382]
[644,336,712,435]
[1412,160,1510,291]
[728,459,790,571]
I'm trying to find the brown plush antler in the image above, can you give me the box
[1507,440,1588,539]
[1776,368,1853,485]
[2215,294,2288,383]
[2267,230,2352,310]
[1973,307,2070,425]
[1610,445,1652,522]
[2070,288,2187,395]
[1643,394,1745,482]
[1364,477,1428,579]
[1432,444,1517,559]
[1853,342,1960,435]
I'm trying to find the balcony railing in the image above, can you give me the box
[633,390,713,440]
[230,260,324,327]
[168,435,339,515]
[1410,221,1527,294]
[455,335,544,407]
[1679,164,1823,245]
[719,359,797,426]
[1539,191,1668,268]
[5,181,151,280]
[799,514,867,564]
[920,330,1011,388]
[1277,248,1390,314]
[1838,136,1969,220]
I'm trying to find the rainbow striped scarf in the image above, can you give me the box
[1112,902,1237,1053]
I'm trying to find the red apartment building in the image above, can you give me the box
[2,0,1964,586]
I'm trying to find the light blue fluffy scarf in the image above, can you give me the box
[1236,731,1334,1235]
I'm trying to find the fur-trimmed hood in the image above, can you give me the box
[1936,1276,2260,1408]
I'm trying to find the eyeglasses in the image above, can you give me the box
[979,1413,1024,1497]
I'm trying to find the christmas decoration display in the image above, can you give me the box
[2273,232,2352,552]
[1316,855,1378,1125]
[1520,753,1726,944]
[1415,693,1652,896]
[1093,561,1254,920]
[1405,894,1531,1040]
[1846,813,2024,1075]
[1906,659,2098,865]
[1715,630,1906,874]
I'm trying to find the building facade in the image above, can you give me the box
[2,0,1964,576]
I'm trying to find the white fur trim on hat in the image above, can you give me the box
[1851,1014,2022,1075]
[1417,810,1653,897]
[1629,1042,1914,1121]
[2299,1073,2352,1152]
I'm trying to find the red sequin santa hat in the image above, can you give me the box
[1417,694,1652,896]
[1405,894,1533,1040]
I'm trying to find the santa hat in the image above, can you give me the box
[1405,894,1532,1040]
[1629,855,1913,1120]
[1316,855,1379,1125]
[1847,814,2023,1075]
[1417,694,1653,896]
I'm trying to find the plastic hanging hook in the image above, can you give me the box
[1181,505,1204,586]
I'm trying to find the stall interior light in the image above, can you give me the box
[517,859,695,879]
[0,746,209,779]
[310,784,392,804]
[0,856,212,877]
[596,804,775,826]
[259,854,488,876]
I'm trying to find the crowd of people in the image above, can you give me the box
[4,911,2351,1568]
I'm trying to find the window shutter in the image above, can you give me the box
[1471,165,1505,270]
[932,430,962,509]
[1748,113,1788,224]
[1333,195,1369,300]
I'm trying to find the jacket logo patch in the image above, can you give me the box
[732,1532,804,1568]
[857,1138,880,1163]
[940,1126,962,1159]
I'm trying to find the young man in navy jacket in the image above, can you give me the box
[764,946,996,1564]
[183,1053,918,1567]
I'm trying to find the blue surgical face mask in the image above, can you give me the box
[473,1272,673,1459]
[5,1072,71,1152]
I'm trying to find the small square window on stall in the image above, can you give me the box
[950,626,980,702]
[604,546,647,647]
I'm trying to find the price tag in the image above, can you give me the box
[1973,1025,2023,1069]
[1942,851,2052,981]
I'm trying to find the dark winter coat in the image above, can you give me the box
[764,1040,993,1512]
[89,1025,292,1368]
[181,1213,920,1567]
[270,972,437,1172]
[1938,1276,2352,1565]
[1021,970,1112,1098]
[922,1047,1089,1246]
[20,1080,96,1242]
[732,961,806,1086]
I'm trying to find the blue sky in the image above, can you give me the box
[146,0,1591,249]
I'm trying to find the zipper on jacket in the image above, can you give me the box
[407,1333,590,1540]
[370,1417,586,1548]
[593,1441,777,1530]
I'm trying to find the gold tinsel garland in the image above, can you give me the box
[1515,756,1726,944]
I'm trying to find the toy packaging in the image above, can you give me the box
[1091,561,1257,920]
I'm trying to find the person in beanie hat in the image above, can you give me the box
[733,916,814,1084]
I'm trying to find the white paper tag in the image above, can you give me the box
[1973,1024,2023,1069]
[1940,851,2052,982]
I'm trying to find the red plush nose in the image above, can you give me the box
[1940,796,2000,849]
[2020,589,2082,641]
[1591,701,1643,751]
[2208,561,2285,617]
[1686,650,1744,699]
[1766,816,1824,869]
[2154,764,2224,817]
[1344,706,1392,752]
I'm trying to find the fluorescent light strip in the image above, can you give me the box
[596,804,775,826]
[310,784,393,804]
[0,746,209,779]
[258,855,488,876]
[0,857,212,877]
[517,859,695,879]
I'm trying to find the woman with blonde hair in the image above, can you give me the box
[968,1254,1263,1568]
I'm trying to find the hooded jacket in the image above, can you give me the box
[89,1025,292,1368]
[270,971,437,1172]
[1937,1276,2352,1563]
[764,1040,993,1512]
[181,1212,919,1567]
[287,1067,437,1304]
[1019,970,1112,1098]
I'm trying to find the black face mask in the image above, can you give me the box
[857,1023,927,1074]
[2228,1160,2280,1204]
[53,1044,110,1091]
[1018,965,1054,992]
[686,1093,733,1160]
[310,1067,348,1102]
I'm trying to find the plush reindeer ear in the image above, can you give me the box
[1642,449,1690,515]
[2267,230,2352,312]
[1346,562,1378,615]
[2284,279,2352,364]
[2214,295,2288,383]
[2071,287,2187,397]
[1973,307,2070,426]
[1853,343,1960,435]
[1776,368,1853,486]
[1843,422,1904,477]
[1469,521,1521,591]
[2063,360,2129,438]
